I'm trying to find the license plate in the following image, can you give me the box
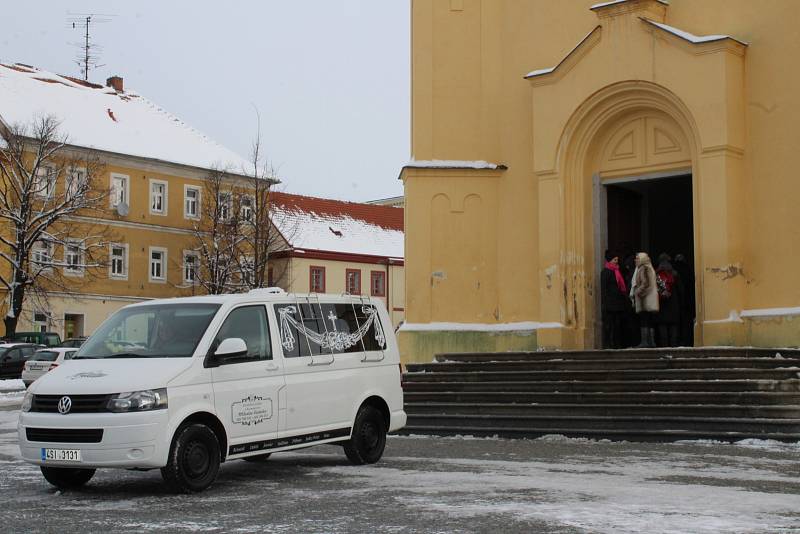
[41,448,82,462]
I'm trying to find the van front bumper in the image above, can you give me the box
[389,409,407,432]
[18,410,170,469]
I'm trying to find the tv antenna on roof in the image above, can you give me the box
[67,12,115,81]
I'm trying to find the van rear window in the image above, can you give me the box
[275,303,386,358]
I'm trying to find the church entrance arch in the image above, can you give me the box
[550,82,702,349]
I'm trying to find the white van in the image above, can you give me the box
[18,289,406,492]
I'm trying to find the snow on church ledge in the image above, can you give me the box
[590,0,669,11]
[403,159,507,171]
[398,321,564,333]
[641,19,749,46]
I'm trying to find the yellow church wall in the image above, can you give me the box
[403,0,800,362]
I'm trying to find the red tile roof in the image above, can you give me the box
[270,192,403,231]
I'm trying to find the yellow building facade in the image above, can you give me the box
[400,0,800,362]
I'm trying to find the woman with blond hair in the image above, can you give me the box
[630,252,659,348]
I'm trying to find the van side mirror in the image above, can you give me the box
[214,338,248,359]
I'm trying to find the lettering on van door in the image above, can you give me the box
[231,395,273,426]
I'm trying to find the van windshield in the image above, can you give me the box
[76,304,221,359]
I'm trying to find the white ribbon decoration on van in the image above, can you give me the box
[278,305,386,352]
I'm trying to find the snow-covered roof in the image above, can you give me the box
[270,192,404,260]
[642,19,749,46]
[0,63,251,173]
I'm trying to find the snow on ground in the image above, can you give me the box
[0,379,24,391]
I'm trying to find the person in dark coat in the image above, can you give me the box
[601,250,628,349]
[655,253,682,347]
[621,253,639,347]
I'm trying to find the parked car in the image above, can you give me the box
[19,289,406,492]
[12,332,62,348]
[59,337,87,348]
[22,348,78,388]
[0,343,44,379]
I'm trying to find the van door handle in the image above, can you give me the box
[265,363,280,372]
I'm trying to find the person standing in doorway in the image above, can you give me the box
[601,251,628,349]
[630,252,659,348]
[655,253,682,347]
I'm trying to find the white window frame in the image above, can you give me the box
[33,312,49,333]
[66,167,87,200]
[110,173,130,209]
[183,250,199,284]
[34,166,56,199]
[218,192,232,221]
[241,195,253,222]
[149,179,168,216]
[184,185,201,220]
[109,243,129,280]
[32,240,54,271]
[148,246,167,283]
[64,241,84,277]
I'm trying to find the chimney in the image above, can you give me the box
[106,76,124,93]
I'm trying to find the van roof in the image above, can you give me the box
[126,290,379,309]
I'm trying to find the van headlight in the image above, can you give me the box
[21,391,33,413]
[106,389,168,412]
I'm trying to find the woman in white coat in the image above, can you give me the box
[630,252,659,348]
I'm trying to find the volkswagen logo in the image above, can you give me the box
[57,396,72,415]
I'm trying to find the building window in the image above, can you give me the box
[32,240,53,269]
[110,244,128,279]
[149,247,167,282]
[370,271,386,297]
[241,196,253,221]
[310,266,326,293]
[219,192,232,221]
[183,251,199,284]
[240,256,254,286]
[33,167,56,198]
[346,269,361,295]
[34,312,48,333]
[110,173,129,208]
[150,179,167,215]
[64,242,83,276]
[66,167,87,199]
[184,186,200,219]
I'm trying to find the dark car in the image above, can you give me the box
[60,337,87,348]
[11,331,62,348]
[0,343,43,379]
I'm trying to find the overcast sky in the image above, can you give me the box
[2,1,410,202]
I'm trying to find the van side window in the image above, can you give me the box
[275,303,386,358]
[213,305,271,362]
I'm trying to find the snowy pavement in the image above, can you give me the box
[0,406,798,533]
[0,379,24,408]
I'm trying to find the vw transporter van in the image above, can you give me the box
[18,289,406,492]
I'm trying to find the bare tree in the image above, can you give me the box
[234,122,292,290]
[186,168,246,294]
[0,116,114,336]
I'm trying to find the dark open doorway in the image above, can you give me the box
[602,174,695,348]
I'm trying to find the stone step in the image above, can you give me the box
[402,379,800,393]
[404,402,800,419]
[405,413,800,434]
[403,390,800,405]
[434,348,800,363]
[403,368,800,383]
[407,358,800,373]
[399,424,800,443]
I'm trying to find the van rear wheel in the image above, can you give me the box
[344,405,386,465]
[161,423,220,493]
[40,466,95,489]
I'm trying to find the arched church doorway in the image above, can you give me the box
[601,173,695,348]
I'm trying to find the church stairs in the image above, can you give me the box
[402,348,800,442]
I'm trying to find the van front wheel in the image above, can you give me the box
[343,405,386,465]
[161,423,220,493]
